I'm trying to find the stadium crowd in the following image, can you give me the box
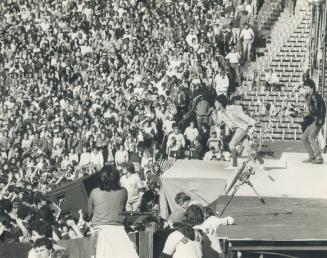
[0,0,259,255]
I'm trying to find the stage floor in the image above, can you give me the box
[210,196,327,242]
[226,152,327,199]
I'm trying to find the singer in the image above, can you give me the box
[212,95,257,169]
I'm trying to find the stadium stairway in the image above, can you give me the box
[254,0,285,39]
[236,0,311,141]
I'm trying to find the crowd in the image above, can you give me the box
[0,0,261,254]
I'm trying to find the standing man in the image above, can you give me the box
[213,95,256,169]
[225,46,242,87]
[214,70,230,96]
[301,82,326,164]
[289,0,297,16]
[240,23,254,62]
[166,123,185,159]
[195,95,210,129]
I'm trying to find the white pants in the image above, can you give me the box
[95,225,139,258]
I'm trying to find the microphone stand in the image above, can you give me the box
[219,131,267,217]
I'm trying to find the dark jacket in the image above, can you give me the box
[305,92,326,127]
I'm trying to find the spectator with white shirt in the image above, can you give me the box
[115,144,129,170]
[184,121,199,147]
[225,46,242,86]
[120,163,145,211]
[166,123,186,159]
[239,23,255,62]
[264,69,280,91]
[0,0,265,247]
[214,70,230,96]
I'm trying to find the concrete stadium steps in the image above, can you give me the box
[255,0,285,36]
[237,0,311,141]
[246,0,311,77]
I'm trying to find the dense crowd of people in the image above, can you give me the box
[0,0,264,256]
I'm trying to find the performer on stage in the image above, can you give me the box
[212,95,256,169]
[88,165,139,258]
[301,82,326,164]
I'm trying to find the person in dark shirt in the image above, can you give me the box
[301,81,326,164]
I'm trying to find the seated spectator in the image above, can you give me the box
[207,131,222,153]
[264,69,280,91]
[250,70,261,91]
[203,147,222,161]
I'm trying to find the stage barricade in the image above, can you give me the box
[0,231,153,258]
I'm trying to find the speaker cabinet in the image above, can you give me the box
[46,173,100,218]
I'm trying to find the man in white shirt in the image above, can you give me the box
[166,123,185,159]
[240,23,254,62]
[120,164,144,211]
[90,148,104,171]
[225,46,241,86]
[214,70,230,96]
[186,28,198,48]
[184,121,199,146]
[115,144,129,169]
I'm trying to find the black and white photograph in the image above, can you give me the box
[0,0,326,257]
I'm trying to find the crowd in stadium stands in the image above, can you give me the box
[0,0,258,252]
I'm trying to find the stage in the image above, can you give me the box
[160,152,327,219]
[228,152,327,199]
[160,151,327,257]
[209,196,327,258]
